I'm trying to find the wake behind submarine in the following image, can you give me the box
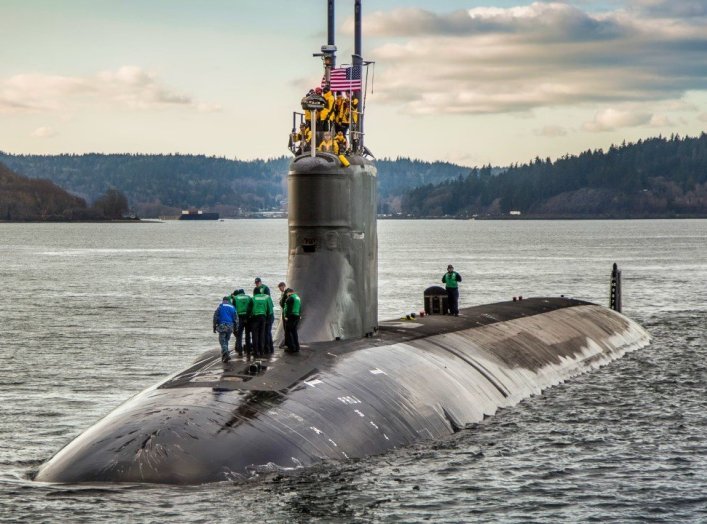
[35,1,650,485]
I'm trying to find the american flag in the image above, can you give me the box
[323,66,362,92]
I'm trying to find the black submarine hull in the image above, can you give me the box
[35,297,650,484]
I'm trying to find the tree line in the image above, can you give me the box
[0,162,129,221]
[402,134,707,218]
[0,152,469,217]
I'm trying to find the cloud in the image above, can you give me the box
[629,0,707,18]
[698,112,707,122]
[582,108,652,132]
[31,126,57,138]
[349,3,625,41]
[196,102,223,113]
[357,2,707,115]
[0,66,219,114]
[535,125,568,137]
[648,114,674,127]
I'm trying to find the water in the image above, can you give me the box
[1,219,705,523]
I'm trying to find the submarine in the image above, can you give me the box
[34,1,650,485]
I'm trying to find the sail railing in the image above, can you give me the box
[289,111,308,156]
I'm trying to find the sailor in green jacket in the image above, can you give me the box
[442,264,462,316]
[251,288,274,357]
[231,289,253,357]
[283,288,301,353]
[253,277,274,354]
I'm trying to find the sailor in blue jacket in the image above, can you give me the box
[213,296,238,363]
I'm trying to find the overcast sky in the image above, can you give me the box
[2,0,707,166]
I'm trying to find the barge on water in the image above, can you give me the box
[178,210,219,220]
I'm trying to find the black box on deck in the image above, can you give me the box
[424,286,449,315]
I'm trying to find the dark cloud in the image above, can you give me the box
[630,0,707,18]
[357,4,628,42]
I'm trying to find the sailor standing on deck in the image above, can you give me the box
[232,289,253,357]
[251,288,274,357]
[253,277,270,297]
[213,296,238,363]
[253,277,274,354]
[277,281,287,348]
[283,288,301,353]
[442,265,462,316]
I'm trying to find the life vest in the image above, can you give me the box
[339,99,351,124]
[320,91,335,121]
[252,294,272,316]
[234,294,252,316]
[285,293,301,317]
[443,271,459,289]
[318,139,338,154]
[334,97,345,123]
[351,98,359,124]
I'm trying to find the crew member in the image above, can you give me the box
[335,92,350,137]
[442,265,462,316]
[213,296,238,363]
[253,278,273,353]
[319,86,335,131]
[318,131,339,154]
[253,277,270,296]
[334,130,347,152]
[250,289,274,357]
[303,88,318,128]
[277,281,287,312]
[349,96,360,150]
[277,281,287,348]
[232,289,253,357]
[283,288,301,353]
[292,123,312,155]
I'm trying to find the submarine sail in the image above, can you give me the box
[286,0,377,342]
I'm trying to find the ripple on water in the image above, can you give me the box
[1,220,705,522]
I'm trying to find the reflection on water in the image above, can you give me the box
[0,219,705,522]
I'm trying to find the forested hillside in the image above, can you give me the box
[8,134,702,220]
[0,153,290,218]
[0,162,88,220]
[376,157,474,214]
[0,153,469,217]
[403,134,707,218]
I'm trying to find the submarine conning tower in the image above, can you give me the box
[286,0,378,342]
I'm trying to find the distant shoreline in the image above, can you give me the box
[0,218,142,224]
[378,214,707,220]
[2,215,705,224]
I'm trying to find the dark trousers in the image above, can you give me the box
[446,287,459,315]
[265,315,274,354]
[235,319,251,356]
[250,315,266,357]
[284,316,300,352]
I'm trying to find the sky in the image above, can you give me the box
[1,0,707,166]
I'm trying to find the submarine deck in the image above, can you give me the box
[161,297,592,393]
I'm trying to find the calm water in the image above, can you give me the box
[1,219,705,523]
